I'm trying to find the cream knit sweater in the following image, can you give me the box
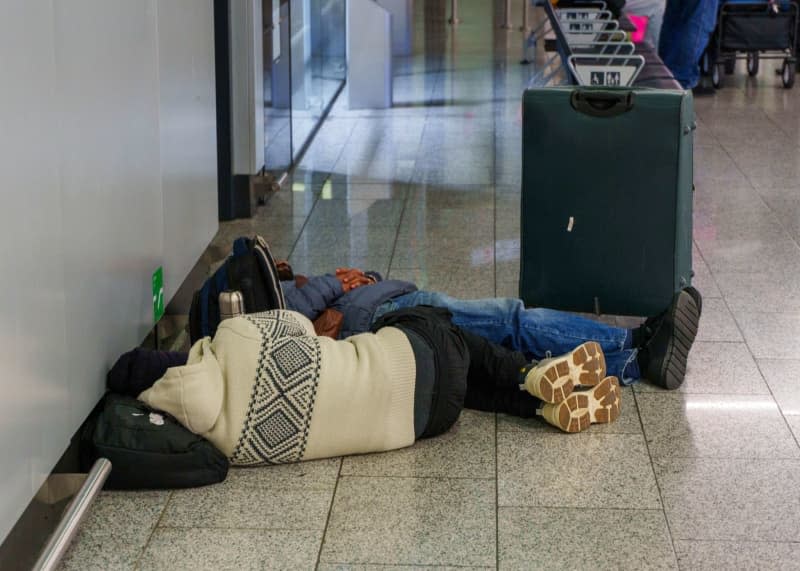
[139,310,416,465]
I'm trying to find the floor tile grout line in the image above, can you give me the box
[664,538,800,545]
[132,490,174,571]
[498,504,671,512]
[335,474,496,481]
[493,411,500,571]
[286,115,362,261]
[321,562,493,569]
[630,388,682,570]
[385,110,430,275]
[314,457,344,571]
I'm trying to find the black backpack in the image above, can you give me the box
[81,393,229,490]
[189,235,285,343]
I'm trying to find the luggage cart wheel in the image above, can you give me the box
[747,52,759,77]
[724,58,736,75]
[782,60,796,88]
[711,64,721,88]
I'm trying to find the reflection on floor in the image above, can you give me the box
[62,1,800,569]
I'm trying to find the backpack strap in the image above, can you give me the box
[252,235,286,310]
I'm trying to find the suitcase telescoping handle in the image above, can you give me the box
[570,90,635,118]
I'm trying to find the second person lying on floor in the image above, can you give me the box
[277,262,701,391]
[130,306,620,467]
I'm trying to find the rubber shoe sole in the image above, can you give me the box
[647,290,700,390]
[522,341,606,404]
[540,376,621,433]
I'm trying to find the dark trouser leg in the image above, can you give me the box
[457,327,540,418]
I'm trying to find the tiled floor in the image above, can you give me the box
[62,1,800,570]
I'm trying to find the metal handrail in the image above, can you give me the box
[32,459,112,571]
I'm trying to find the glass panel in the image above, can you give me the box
[263,0,292,175]
[290,0,346,158]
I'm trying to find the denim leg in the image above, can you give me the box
[659,0,719,88]
[375,291,641,384]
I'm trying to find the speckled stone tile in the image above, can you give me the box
[257,188,319,218]
[320,476,495,567]
[496,280,520,299]
[291,224,398,258]
[330,159,416,184]
[317,181,410,201]
[388,267,496,298]
[341,410,494,478]
[655,457,800,541]
[495,259,520,286]
[289,253,392,279]
[58,491,170,571]
[694,205,788,245]
[637,393,799,459]
[736,311,800,359]
[674,540,800,571]
[391,235,497,270]
[499,507,677,571]
[306,198,406,228]
[407,187,494,208]
[690,252,722,299]
[138,528,321,571]
[498,386,641,435]
[715,271,800,314]
[786,415,800,441]
[497,432,660,509]
[694,298,743,343]
[398,207,495,239]
[319,565,492,571]
[697,237,800,276]
[635,341,769,395]
[693,146,744,181]
[756,359,800,415]
[159,460,339,530]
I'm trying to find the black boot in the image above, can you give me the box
[636,289,701,390]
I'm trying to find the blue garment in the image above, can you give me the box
[281,275,343,321]
[330,280,418,339]
[281,274,418,339]
[374,291,641,385]
[659,0,720,88]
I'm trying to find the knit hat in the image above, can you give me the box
[107,348,188,397]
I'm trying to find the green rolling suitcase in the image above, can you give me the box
[519,87,694,317]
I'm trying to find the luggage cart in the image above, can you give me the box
[701,0,799,88]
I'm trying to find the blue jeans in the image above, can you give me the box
[658,0,719,88]
[373,291,641,385]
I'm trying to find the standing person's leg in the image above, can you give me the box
[659,0,719,88]
[374,290,639,384]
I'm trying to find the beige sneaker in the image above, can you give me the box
[521,341,606,404]
[539,376,621,433]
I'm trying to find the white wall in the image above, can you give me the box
[158,0,219,301]
[0,0,218,543]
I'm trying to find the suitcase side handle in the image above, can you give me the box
[570,90,635,118]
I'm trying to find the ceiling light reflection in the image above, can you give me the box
[684,400,777,412]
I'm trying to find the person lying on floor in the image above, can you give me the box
[109,306,621,467]
[276,262,702,391]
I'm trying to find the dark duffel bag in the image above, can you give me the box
[80,393,229,490]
